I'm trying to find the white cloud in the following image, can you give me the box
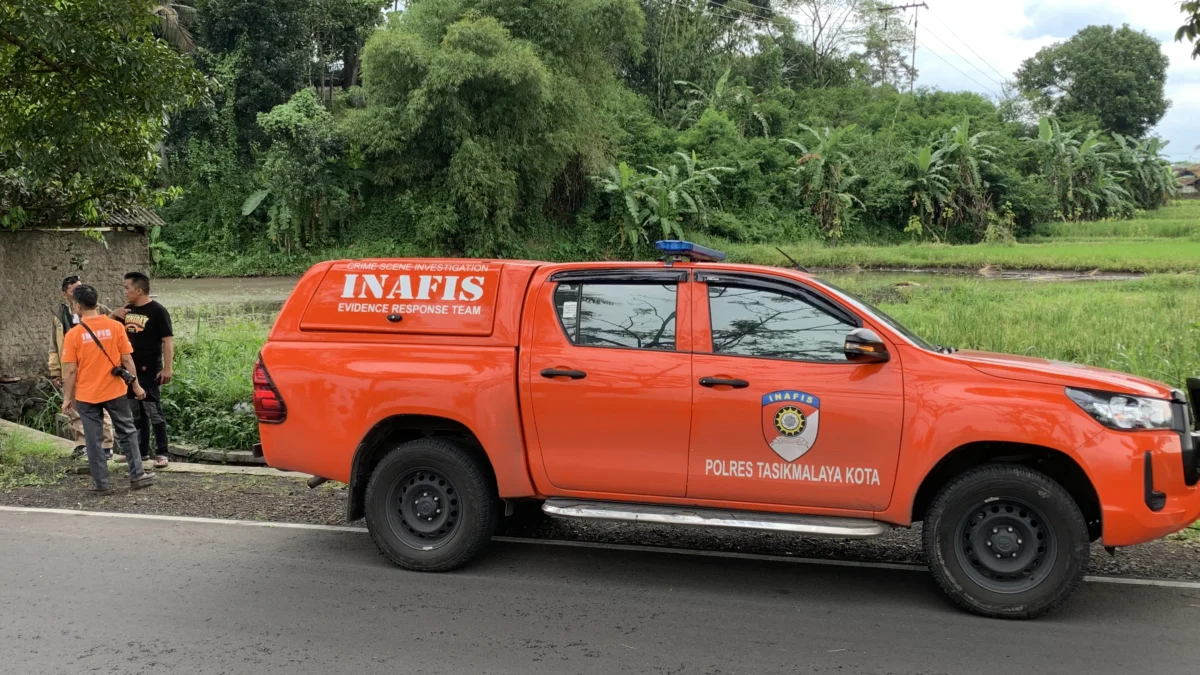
[908,0,1200,160]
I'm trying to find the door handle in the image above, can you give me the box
[541,368,587,380]
[699,377,749,389]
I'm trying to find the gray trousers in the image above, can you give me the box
[77,398,145,489]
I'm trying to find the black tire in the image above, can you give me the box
[364,438,498,572]
[923,464,1090,619]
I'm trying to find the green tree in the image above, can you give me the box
[192,0,313,149]
[853,0,916,89]
[0,0,205,228]
[1177,1,1200,59]
[242,88,359,250]
[1015,24,1169,138]
[352,0,645,254]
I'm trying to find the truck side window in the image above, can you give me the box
[708,285,851,362]
[554,283,677,351]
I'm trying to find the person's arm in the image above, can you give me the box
[61,363,77,413]
[158,336,174,384]
[115,328,144,400]
[121,353,146,400]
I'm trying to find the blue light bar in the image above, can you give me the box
[654,240,727,262]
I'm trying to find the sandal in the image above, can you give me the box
[153,456,169,468]
[130,472,157,490]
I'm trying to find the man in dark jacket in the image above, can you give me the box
[49,275,113,458]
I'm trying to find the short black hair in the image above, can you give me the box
[72,285,99,310]
[125,271,150,294]
[61,275,81,292]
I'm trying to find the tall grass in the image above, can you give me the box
[1032,201,1200,239]
[162,318,269,450]
[830,274,1200,390]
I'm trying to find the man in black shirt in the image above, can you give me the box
[112,271,174,468]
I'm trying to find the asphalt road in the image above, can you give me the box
[2,511,1198,675]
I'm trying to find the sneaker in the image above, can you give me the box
[105,450,114,461]
[71,445,86,459]
[88,485,111,494]
[130,472,157,490]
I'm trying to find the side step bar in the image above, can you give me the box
[542,499,889,539]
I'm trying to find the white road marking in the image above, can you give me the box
[0,505,363,533]
[2,506,1197,590]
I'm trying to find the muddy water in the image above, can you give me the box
[154,276,302,308]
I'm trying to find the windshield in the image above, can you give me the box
[815,279,937,352]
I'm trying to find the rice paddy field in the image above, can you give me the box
[718,200,1200,273]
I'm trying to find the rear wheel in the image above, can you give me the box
[365,438,498,572]
[923,464,1090,619]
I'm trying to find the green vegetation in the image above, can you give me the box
[1015,25,1169,138]
[4,1,1185,266]
[162,318,267,451]
[0,426,63,488]
[1032,201,1200,240]
[0,0,205,227]
[726,239,1200,274]
[830,274,1200,391]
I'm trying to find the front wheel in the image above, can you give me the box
[923,464,1090,619]
[364,438,498,572]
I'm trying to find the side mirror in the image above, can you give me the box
[844,328,890,364]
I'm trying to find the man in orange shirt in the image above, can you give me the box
[60,285,157,492]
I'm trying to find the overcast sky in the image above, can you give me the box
[907,0,1200,162]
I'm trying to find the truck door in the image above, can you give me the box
[527,269,692,497]
[686,272,904,511]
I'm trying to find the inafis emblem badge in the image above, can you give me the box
[761,390,820,462]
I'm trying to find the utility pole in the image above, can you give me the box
[876,2,928,94]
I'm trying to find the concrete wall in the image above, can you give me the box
[0,228,149,419]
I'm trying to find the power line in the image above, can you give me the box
[914,37,1001,98]
[923,7,1010,83]
[919,23,1006,88]
[876,3,928,94]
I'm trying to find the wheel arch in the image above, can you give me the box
[911,441,1102,541]
[347,415,497,522]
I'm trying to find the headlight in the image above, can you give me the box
[1066,388,1174,431]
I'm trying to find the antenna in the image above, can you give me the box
[775,247,809,273]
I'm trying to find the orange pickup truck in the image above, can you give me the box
[255,241,1200,619]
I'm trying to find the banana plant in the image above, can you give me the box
[782,124,863,241]
[595,161,651,249]
[904,144,951,238]
[640,151,732,240]
[593,153,731,248]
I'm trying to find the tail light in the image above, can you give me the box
[253,357,287,424]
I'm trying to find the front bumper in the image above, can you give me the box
[1080,390,1200,547]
